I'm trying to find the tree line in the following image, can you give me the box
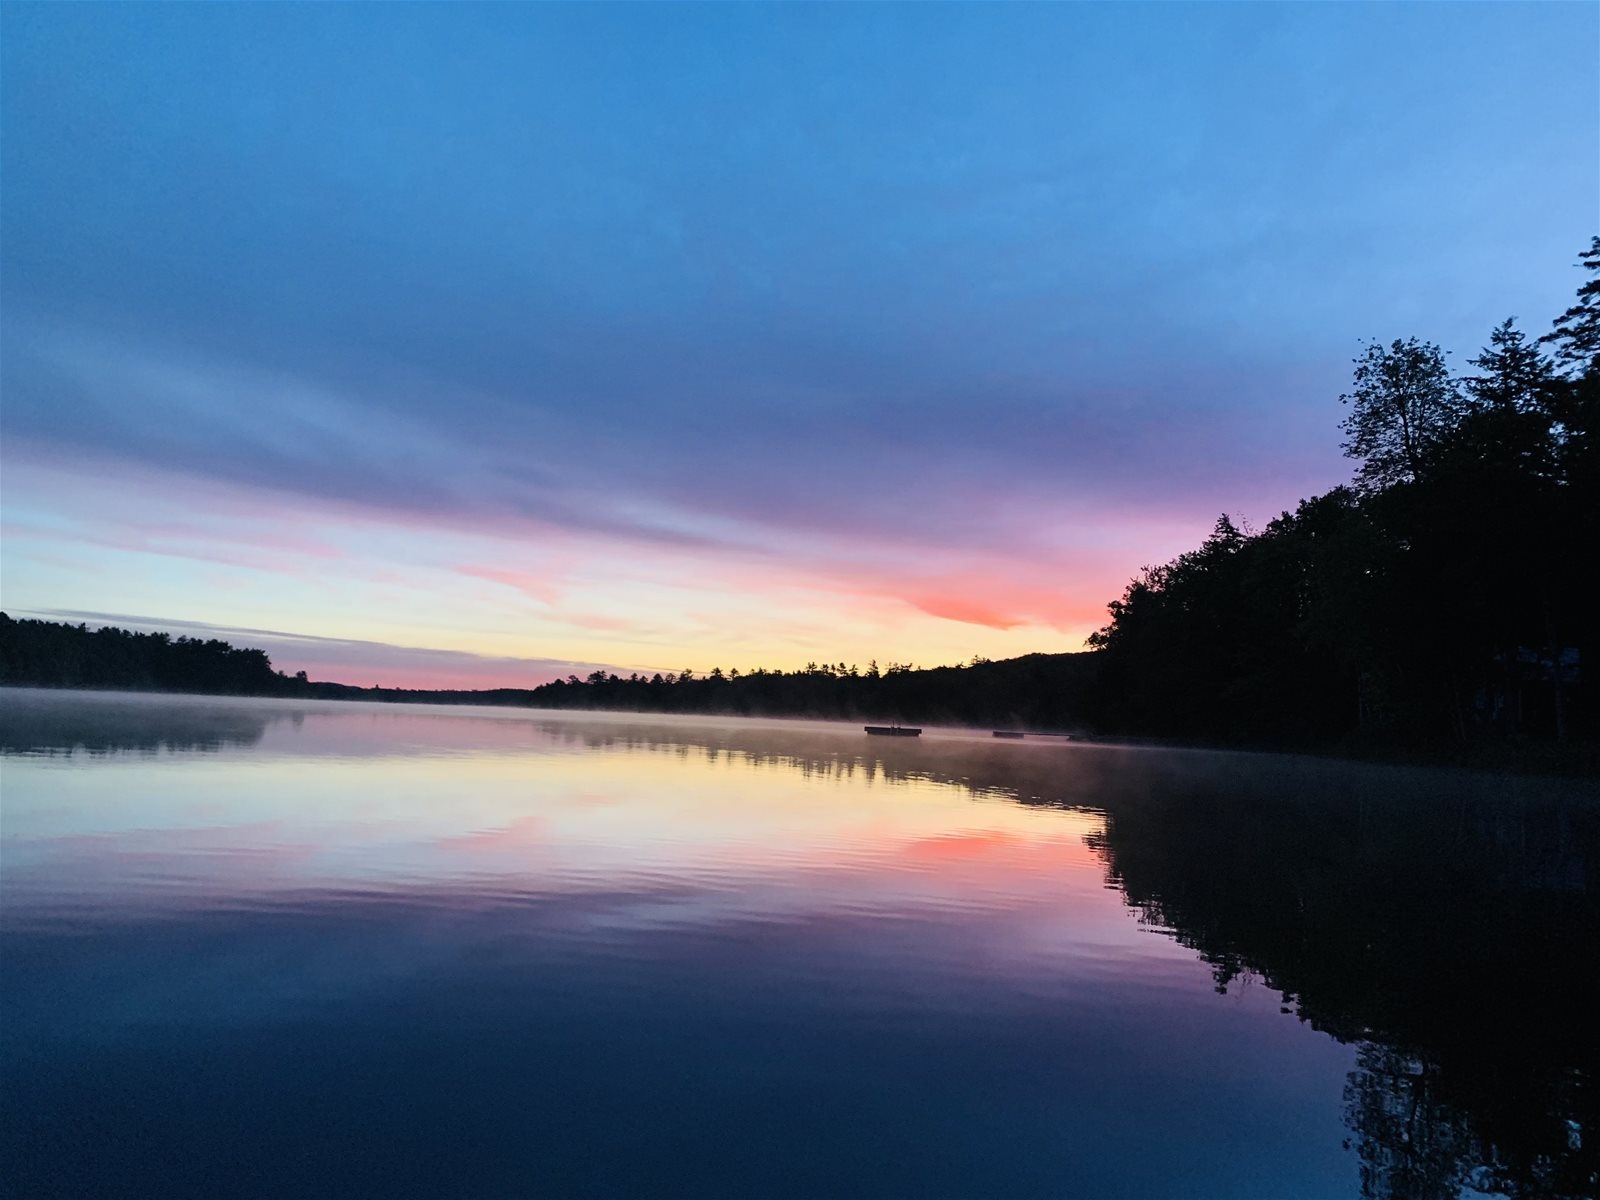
[523,653,1097,729]
[0,614,285,695]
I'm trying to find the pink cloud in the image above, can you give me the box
[904,593,1026,630]
[457,565,563,605]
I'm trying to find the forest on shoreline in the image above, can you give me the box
[3,239,1595,760]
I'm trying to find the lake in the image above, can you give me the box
[1,689,1594,1199]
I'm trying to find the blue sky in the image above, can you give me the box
[2,3,1596,685]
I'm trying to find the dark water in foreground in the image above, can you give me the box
[1,691,1594,1200]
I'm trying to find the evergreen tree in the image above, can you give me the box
[1541,235,1600,377]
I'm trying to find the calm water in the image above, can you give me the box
[1,691,1594,1199]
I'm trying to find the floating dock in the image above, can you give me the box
[864,725,922,737]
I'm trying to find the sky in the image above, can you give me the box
[2,3,1596,688]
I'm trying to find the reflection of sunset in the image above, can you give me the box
[3,701,1140,972]
[895,827,1103,876]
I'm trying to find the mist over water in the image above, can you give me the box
[2,690,1593,1199]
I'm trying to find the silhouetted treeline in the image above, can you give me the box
[1090,239,1598,750]
[0,614,287,695]
[524,652,1098,729]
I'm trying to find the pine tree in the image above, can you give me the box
[1541,236,1600,377]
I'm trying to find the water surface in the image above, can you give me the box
[2,690,1594,1198]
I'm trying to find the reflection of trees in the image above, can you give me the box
[1083,773,1597,1200]
[1345,1040,1591,1200]
[535,717,1597,1198]
[1344,1046,1479,1200]
[0,693,285,756]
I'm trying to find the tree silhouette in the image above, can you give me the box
[1542,236,1600,377]
[1340,338,1465,491]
